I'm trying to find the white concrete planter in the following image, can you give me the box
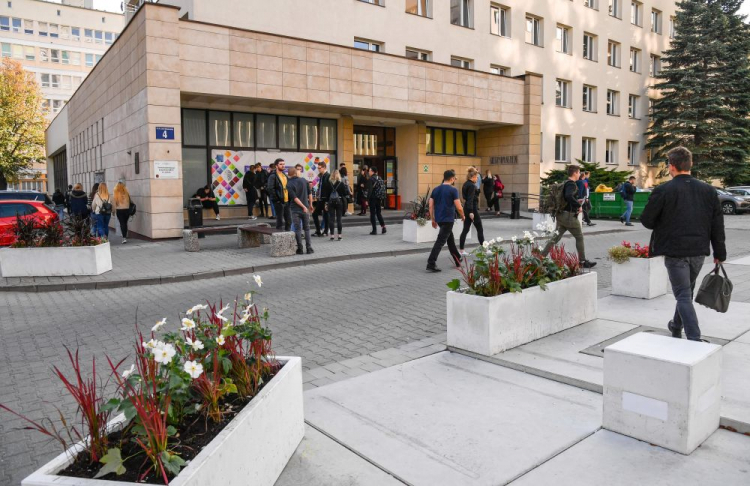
[22,357,304,486]
[611,256,668,299]
[447,272,598,356]
[532,212,555,230]
[402,219,471,243]
[0,242,112,277]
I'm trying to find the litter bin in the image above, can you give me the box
[187,198,204,228]
[395,195,402,210]
[388,194,396,209]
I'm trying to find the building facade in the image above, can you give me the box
[1,0,123,190]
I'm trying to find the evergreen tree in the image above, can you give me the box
[646,0,750,186]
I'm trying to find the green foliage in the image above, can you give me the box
[646,0,750,186]
[405,186,431,223]
[538,161,634,212]
[95,448,126,479]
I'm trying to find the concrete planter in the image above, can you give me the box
[0,242,112,277]
[447,272,597,356]
[611,256,668,299]
[402,219,471,244]
[532,212,555,230]
[22,357,304,486]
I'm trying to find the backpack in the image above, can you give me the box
[617,183,627,197]
[100,198,112,215]
[373,177,386,200]
[329,182,341,204]
[545,182,568,214]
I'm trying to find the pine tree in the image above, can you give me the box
[646,0,750,186]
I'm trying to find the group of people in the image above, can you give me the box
[54,181,133,242]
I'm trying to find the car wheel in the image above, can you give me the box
[722,201,736,215]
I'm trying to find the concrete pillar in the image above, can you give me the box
[339,116,354,213]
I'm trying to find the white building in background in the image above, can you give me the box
[0,0,123,190]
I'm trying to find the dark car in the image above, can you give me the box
[0,190,54,207]
[717,188,750,215]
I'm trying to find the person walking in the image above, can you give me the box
[327,169,349,241]
[286,166,314,255]
[459,168,485,253]
[242,166,257,220]
[113,181,132,243]
[266,158,291,230]
[52,188,66,220]
[357,165,369,215]
[426,170,465,272]
[577,173,595,226]
[340,165,352,216]
[620,176,637,226]
[641,147,726,341]
[540,165,597,269]
[68,183,88,217]
[367,166,386,235]
[312,161,330,237]
[253,163,269,218]
[65,184,73,212]
[581,171,595,226]
[91,182,113,238]
[482,170,495,212]
[195,185,220,220]
[492,175,505,215]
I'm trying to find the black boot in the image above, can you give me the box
[668,320,682,339]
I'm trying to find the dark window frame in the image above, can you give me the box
[426,126,477,156]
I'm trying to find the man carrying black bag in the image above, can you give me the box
[641,147,726,342]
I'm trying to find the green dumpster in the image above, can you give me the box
[589,191,652,219]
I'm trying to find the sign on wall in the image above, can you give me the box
[489,156,519,165]
[154,160,179,179]
[156,127,175,140]
[603,193,617,201]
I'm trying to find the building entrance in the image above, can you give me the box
[353,126,399,209]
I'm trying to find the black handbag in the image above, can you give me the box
[129,201,137,216]
[695,264,733,313]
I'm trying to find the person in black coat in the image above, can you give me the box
[312,160,330,237]
[356,165,368,215]
[482,170,495,211]
[620,176,638,226]
[68,183,89,217]
[242,168,256,219]
[253,163,269,218]
[640,147,726,342]
[459,168,485,251]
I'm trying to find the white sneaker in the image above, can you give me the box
[460,250,468,256]
[216,215,221,221]
[248,216,257,220]
[122,238,127,244]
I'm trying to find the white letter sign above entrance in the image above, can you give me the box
[154,160,179,179]
[156,127,175,140]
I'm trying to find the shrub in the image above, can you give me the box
[608,241,650,263]
[404,187,431,226]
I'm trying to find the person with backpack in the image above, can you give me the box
[326,169,349,241]
[286,166,314,255]
[540,165,597,269]
[312,160,330,237]
[242,167,257,220]
[113,181,132,243]
[356,165,369,215]
[366,166,387,235]
[266,158,292,231]
[620,176,637,226]
[91,182,113,238]
[459,168,485,252]
[427,170,465,272]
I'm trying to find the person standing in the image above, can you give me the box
[367,166,386,235]
[52,188,66,220]
[65,184,73,212]
[620,176,637,226]
[253,163,269,218]
[641,147,726,341]
[540,165,597,268]
[195,185,220,220]
[581,171,595,226]
[482,170,495,212]
[459,168,485,253]
[577,173,594,226]
[327,169,349,241]
[266,158,291,230]
[91,182,113,238]
[68,183,88,217]
[340,165,352,216]
[242,167,257,220]
[113,181,131,243]
[312,161,330,237]
[492,175,505,215]
[286,166,314,255]
[357,165,369,215]
[426,170,464,272]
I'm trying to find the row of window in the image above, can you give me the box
[557,29,661,77]
[425,127,478,156]
[556,81,652,119]
[41,98,64,114]
[0,16,117,44]
[182,110,338,152]
[357,1,674,38]
[0,42,102,67]
[39,73,83,90]
[554,135,640,166]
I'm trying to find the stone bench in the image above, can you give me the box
[183,226,239,252]
[603,333,722,455]
[238,225,297,257]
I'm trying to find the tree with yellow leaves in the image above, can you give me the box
[0,58,46,189]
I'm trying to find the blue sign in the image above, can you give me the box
[156,126,175,140]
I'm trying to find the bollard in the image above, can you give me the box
[510,193,521,219]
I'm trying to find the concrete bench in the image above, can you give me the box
[238,225,297,257]
[183,226,239,252]
[603,333,722,454]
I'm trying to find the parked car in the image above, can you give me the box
[725,186,750,197]
[0,190,54,207]
[0,200,58,246]
[716,188,750,215]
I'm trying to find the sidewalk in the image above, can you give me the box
[0,216,631,292]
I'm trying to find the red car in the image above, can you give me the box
[0,200,58,246]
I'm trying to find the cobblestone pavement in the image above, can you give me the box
[1,218,750,485]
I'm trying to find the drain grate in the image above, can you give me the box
[579,326,730,358]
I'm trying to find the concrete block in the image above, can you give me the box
[402,219,470,243]
[611,256,669,299]
[270,231,297,257]
[237,227,263,249]
[0,243,113,277]
[603,333,722,455]
[448,272,597,355]
[183,229,199,252]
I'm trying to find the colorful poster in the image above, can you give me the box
[211,150,254,206]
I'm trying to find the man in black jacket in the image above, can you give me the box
[541,165,596,268]
[620,176,637,226]
[253,163,270,218]
[312,160,330,237]
[242,167,256,220]
[641,147,726,342]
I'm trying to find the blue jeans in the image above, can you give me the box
[621,200,634,223]
[664,256,706,341]
[55,206,65,220]
[93,213,111,237]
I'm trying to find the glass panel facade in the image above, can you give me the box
[300,118,318,150]
[183,109,206,146]
[182,148,208,206]
[256,114,277,148]
[209,111,231,146]
[278,116,297,149]
[320,119,337,151]
[233,112,253,148]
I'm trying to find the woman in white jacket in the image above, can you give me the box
[91,182,113,238]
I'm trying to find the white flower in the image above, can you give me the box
[181,318,196,331]
[185,337,204,351]
[523,231,534,242]
[496,236,503,243]
[122,364,135,379]
[216,335,225,346]
[253,275,263,287]
[244,292,253,301]
[186,304,208,316]
[152,318,167,332]
[482,241,490,249]
[511,236,517,243]
[153,343,176,364]
[142,339,159,350]
[183,360,203,379]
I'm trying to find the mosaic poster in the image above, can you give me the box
[210,150,253,206]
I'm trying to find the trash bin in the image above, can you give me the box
[188,198,204,228]
[395,195,402,210]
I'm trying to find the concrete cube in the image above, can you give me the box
[603,333,722,454]
[611,256,669,299]
[183,230,200,252]
[270,231,297,257]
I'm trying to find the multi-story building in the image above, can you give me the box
[1,0,123,190]
[44,0,676,239]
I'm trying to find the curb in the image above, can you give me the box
[0,227,630,293]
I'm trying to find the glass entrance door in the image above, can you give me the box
[354,125,398,208]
